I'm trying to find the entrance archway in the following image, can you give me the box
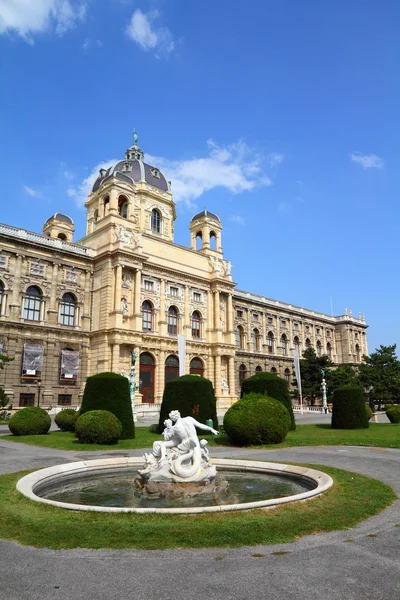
[140,352,155,403]
[190,357,204,376]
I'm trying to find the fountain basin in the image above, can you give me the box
[17,458,333,514]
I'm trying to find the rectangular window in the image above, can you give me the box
[58,394,72,406]
[0,255,6,268]
[267,316,273,324]
[170,286,179,297]
[294,322,298,330]
[253,313,259,320]
[66,270,78,283]
[21,343,44,380]
[23,295,41,321]
[19,393,35,407]
[281,319,286,326]
[237,310,243,318]
[144,280,154,291]
[193,292,201,302]
[30,263,45,277]
[60,349,79,383]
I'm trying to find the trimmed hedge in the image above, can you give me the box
[158,375,218,433]
[75,410,122,445]
[365,404,373,421]
[331,386,369,429]
[386,405,400,423]
[80,372,134,439]
[8,407,51,436]
[223,393,290,446]
[241,372,296,430]
[55,408,79,432]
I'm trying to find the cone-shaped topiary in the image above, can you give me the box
[75,410,122,444]
[240,371,296,430]
[386,405,400,423]
[332,386,370,429]
[158,375,218,433]
[223,393,290,446]
[8,406,51,436]
[55,408,79,432]
[80,372,134,439]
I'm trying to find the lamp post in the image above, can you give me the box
[36,379,42,407]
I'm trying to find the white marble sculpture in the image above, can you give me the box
[138,410,218,485]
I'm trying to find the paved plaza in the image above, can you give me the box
[0,417,399,600]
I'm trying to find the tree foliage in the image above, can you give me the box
[294,348,333,404]
[326,365,361,399]
[358,345,400,407]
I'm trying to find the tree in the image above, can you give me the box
[326,365,361,400]
[294,347,333,405]
[0,353,14,370]
[358,345,400,408]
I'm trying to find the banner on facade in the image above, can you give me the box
[22,344,44,376]
[293,346,303,412]
[177,334,186,376]
[60,349,79,380]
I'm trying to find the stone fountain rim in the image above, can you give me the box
[16,457,333,514]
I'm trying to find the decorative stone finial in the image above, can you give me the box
[133,128,139,146]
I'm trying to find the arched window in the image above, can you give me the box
[151,208,161,233]
[165,354,179,384]
[316,340,322,356]
[267,331,274,353]
[284,368,291,384]
[239,364,247,386]
[57,233,67,241]
[355,344,360,362]
[271,367,277,374]
[103,195,110,214]
[191,310,201,338]
[294,336,300,353]
[195,231,202,250]
[281,334,288,356]
[23,286,42,321]
[255,365,262,373]
[305,338,312,349]
[252,328,261,352]
[0,280,4,316]
[327,342,332,359]
[190,357,204,376]
[118,195,129,219]
[142,300,153,332]
[59,293,76,326]
[237,325,245,350]
[168,306,178,335]
[209,231,217,250]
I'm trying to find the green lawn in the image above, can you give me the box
[0,464,395,550]
[2,423,399,451]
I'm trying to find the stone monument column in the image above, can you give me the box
[214,353,222,398]
[114,264,122,311]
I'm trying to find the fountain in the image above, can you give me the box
[16,410,333,514]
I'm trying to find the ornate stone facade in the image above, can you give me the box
[0,138,368,410]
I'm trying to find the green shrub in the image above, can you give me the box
[240,372,296,430]
[223,393,290,446]
[332,386,369,429]
[75,410,122,444]
[55,408,79,432]
[80,372,134,439]
[365,404,373,421]
[386,405,400,424]
[8,407,51,436]
[158,375,218,433]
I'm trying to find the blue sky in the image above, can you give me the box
[0,0,399,355]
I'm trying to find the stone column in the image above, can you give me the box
[213,291,220,330]
[10,254,23,320]
[1,291,7,317]
[134,269,142,316]
[114,264,122,311]
[111,343,120,373]
[159,279,166,335]
[228,355,236,399]
[81,270,92,331]
[184,285,190,338]
[206,291,213,340]
[227,294,234,332]
[214,353,222,398]
[247,308,252,351]
[157,349,165,402]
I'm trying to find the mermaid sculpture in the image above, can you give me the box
[137,411,219,491]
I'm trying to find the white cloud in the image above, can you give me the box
[146,139,271,204]
[229,215,245,225]
[277,201,291,214]
[82,37,102,51]
[63,169,74,180]
[68,159,117,207]
[267,153,284,167]
[23,184,42,198]
[350,152,384,169]
[0,0,87,44]
[125,8,175,57]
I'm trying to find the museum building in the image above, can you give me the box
[0,137,368,411]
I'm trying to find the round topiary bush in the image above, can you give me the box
[240,371,296,430]
[331,386,369,429]
[55,408,79,432]
[223,393,291,446]
[158,375,218,433]
[75,410,122,445]
[80,372,134,439]
[386,405,400,423]
[365,404,373,421]
[8,407,51,436]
